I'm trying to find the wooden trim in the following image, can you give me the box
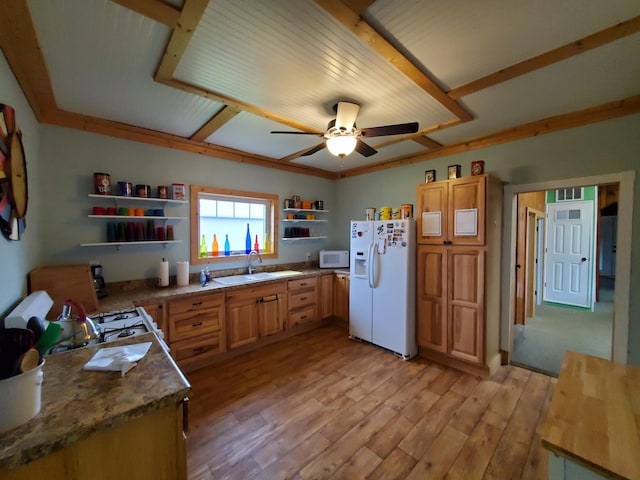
[190,106,241,142]
[154,0,209,81]
[418,346,490,378]
[448,16,640,100]
[111,0,181,28]
[0,0,57,121]
[314,0,472,122]
[47,109,336,179]
[337,95,640,178]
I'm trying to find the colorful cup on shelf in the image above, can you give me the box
[118,207,129,216]
[92,206,104,215]
[135,208,145,216]
[106,207,117,216]
[128,208,135,216]
[166,225,174,241]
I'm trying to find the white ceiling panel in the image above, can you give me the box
[28,0,222,137]
[430,34,640,145]
[175,0,455,132]
[206,112,321,158]
[366,0,640,90]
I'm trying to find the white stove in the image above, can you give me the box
[49,306,166,354]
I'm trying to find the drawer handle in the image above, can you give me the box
[300,315,307,320]
[193,346,204,353]
[300,282,307,286]
[300,297,307,301]
[192,301,203,306]
[192,321,203,327]
[258,294,278,303]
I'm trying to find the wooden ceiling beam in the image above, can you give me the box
[338,95,640,178]
[48,109,336,179]
[411,136,443,150]
[190,106,241,142]
[0,0,57,121]
[449,16,640,100]
[314,0,472,122]
[111,0,181,28]
[155,0,209,80]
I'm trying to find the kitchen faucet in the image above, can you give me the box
[248,250,262,274]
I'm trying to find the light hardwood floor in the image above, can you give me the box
[186,323,555,479]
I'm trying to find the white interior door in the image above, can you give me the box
[543,201,594,308]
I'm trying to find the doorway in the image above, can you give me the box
[511,188,612,375]
[501,171,634,374]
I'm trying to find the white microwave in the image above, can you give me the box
[319,250,349,269]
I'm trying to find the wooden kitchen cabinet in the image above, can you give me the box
[287,276,318,328]
[416,174,501,377]
[137,301,165,332]
[319,273,334,319]
[168,292,225,371]
[226,282,287,349]
[333,273,349,323]
[417,174,486,245]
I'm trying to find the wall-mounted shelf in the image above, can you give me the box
[283,208,328,213]
[281,219,328,223]
[88,215,187,220]
[88,194,188,205]
[281,236,328,241]
[80,240,182,249]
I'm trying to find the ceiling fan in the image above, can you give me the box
[271,101,419,158]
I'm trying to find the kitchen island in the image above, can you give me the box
[539,350,640,480]
[0,332,190,479]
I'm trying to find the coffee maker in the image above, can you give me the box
[91,264,107,299]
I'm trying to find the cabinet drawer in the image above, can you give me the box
[288,277,317,291]
[171,332,224,362]
[169,293,224,316]
[288,305,317,328]
[171,309,222,342]
[289,289,316,309]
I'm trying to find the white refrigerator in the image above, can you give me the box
[349,219,417,359]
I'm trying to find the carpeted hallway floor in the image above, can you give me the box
[511,279,614,376]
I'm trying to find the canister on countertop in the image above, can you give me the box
[379,206,391,220]
[365,208,376,221]
[401,203,414,219]
[93,173,111,195]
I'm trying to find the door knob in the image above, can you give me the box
[581,257,587,262]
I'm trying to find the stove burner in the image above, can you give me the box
[100,320,147,342]
[118,329,135,338]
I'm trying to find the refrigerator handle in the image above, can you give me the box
[368,244,375,288]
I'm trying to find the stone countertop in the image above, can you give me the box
[0,332,190,471]
[99,267,347,311]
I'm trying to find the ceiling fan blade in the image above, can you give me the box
[335,102,360,131]
[301,143,327,156]
[355,139,377,157]
[270,131,323,136]
[359,122,419,138]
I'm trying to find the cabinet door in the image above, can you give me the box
[448,248,485,364]
[333,273,349,322]
[226,299,259,349]
[138,302,165,333]
[448,175,486,245]
[416,246,447,352]
[258,294,285,337]
[416,182,449,245]
[319,274,334,319]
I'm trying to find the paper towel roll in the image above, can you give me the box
[176,261,190,286]
[157,258,169,287]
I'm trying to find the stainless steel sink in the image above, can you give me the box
[214,270,302,286]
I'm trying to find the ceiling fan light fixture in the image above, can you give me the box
[326,135,357,157]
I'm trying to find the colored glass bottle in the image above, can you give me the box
[199,234,207,257]
[263,235,270,253]
[245,224,251,254]
[211,234,219,256]
[254,235,259,252]
[224,234,230,256]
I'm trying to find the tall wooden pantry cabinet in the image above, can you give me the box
[416,174,502,377]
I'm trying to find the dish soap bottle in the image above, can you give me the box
[224,234,230,256]
[199,234,207,257]
[212,234,219,257]
[245,224,251,254]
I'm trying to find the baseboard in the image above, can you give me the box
[418,347,490,378]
